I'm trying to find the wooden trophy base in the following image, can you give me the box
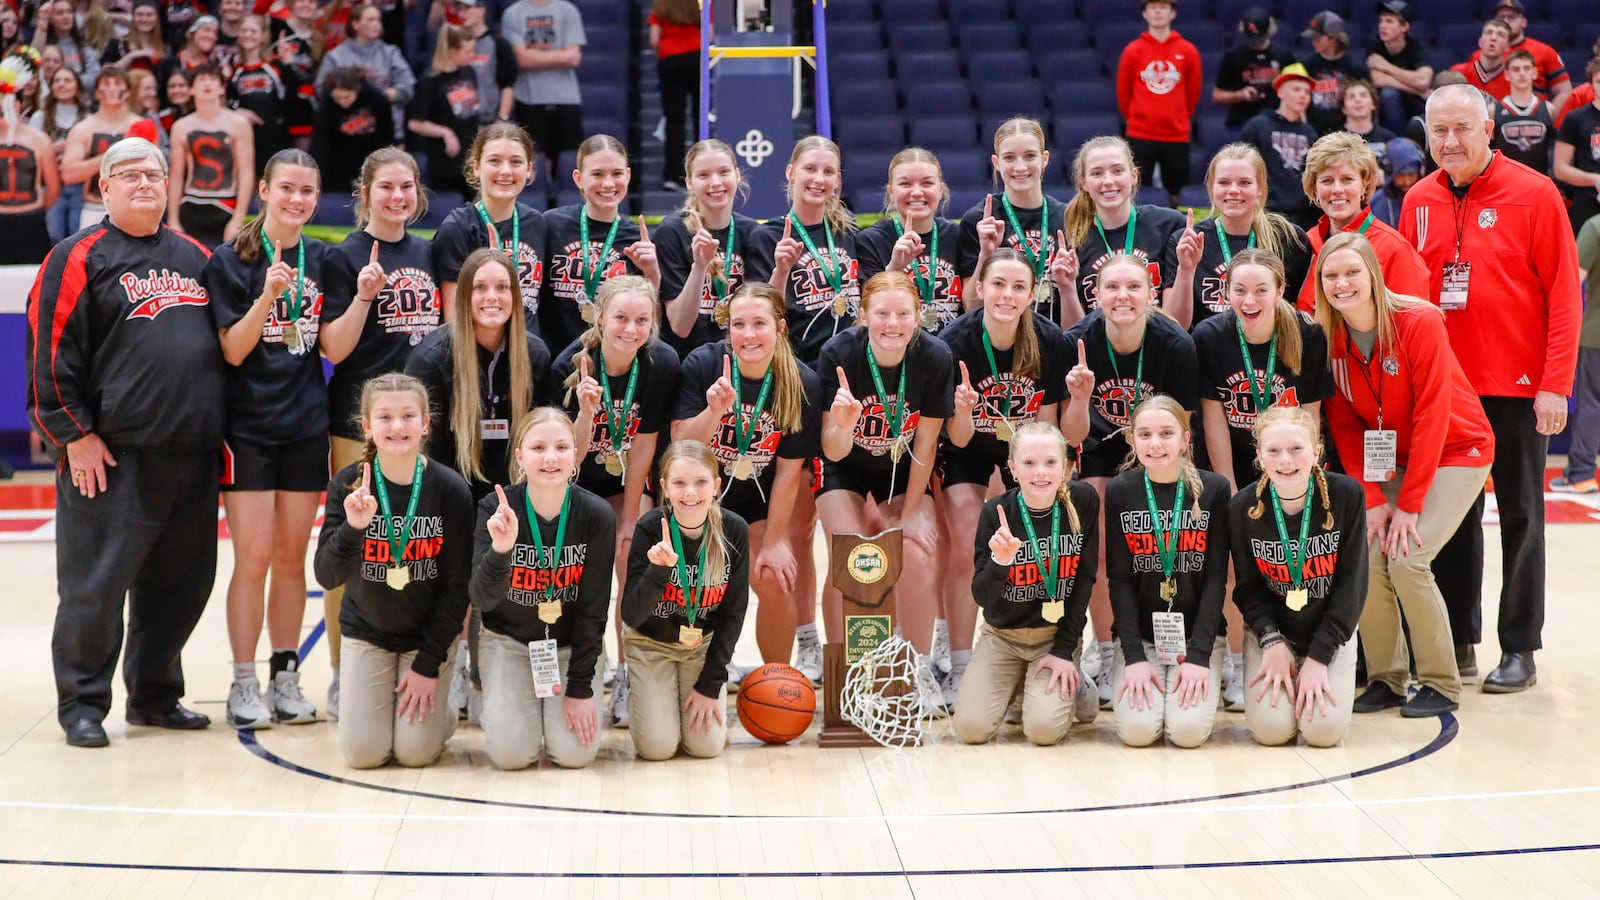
[817,642,876,748]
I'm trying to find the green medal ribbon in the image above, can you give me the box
[865,344,908,442]
[372,455,424,577]
[1141,471,1186,592]
[578,212,622,302]
[1268,483,1313,591]
[1092,205,1138,259]
[711,223,737,303]
[1234,320,1278,415]
[891,217,940,304]
[1356,212,1374,235]
[1216,227,1256,267]
[787,211,845,299]
[475,201,520,258]
[667,515,710,625]
[599,352,640,459]
[1015,496,1063,600]
[260,231,307,322]
[524,485,572,603]
[1104,324,1147,411]
[1000,194,1049,281]
[729,350,774,457]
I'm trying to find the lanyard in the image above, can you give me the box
[260,231,306,320]
[524,485,572,603]
[788,211,845,297]
[729,350,774,456]
[667,515,709,625]
[578,212,621,302]
[891,217,940,304]
[711,223,737,303]
[1346,329,1387,429]
[1015,496,1062,600]
[1216,227,1256,267]
[1000,195,1048,279]
[475,201,519,257]
[1093,205,1138,259]
[599,352,640,455]
[1267,483,1312,590]
[1142,471,1185,593]
[865,344,908,441]
[372,455,424,574]
[1234,319,1278,415]
[1104,324,1146,410]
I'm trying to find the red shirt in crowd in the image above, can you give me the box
[1471,34,1570,100]
[1116,29,1202,143]
[1298,206,1431,312]
[649,13,700,59]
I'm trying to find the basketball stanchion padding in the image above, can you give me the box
[736,663,817,744]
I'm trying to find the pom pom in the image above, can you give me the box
[127,119,161,143]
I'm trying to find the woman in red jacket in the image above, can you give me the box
[1314,232,1493,719]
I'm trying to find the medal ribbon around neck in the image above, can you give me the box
[260,231,307,324]
[1216,226,1256,266]
[578,212,621,303]
[372,455,424,583]
[1234,319,1278,417]
[525,484,572,604]
[1104,324,1147,413]
[668,514,710,626]
[1000,194,1049,282]
[1015,496,1063,601]
[892,216,940,307]
[599,352,640,462]
[1268,482,1313,594]
[475,200,520,258]
[1092,204,1137,259]
[1141,471,1185,603]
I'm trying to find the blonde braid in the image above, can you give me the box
[1248,473,1269,520]
[1314,464,1335,530]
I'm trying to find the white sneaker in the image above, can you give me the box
[917,655,947,719]
[228,678,273,730]
[1073,675,1099,723]
[449,645,470,719]
[465,682,484,726]
[794,638,823,685]
[610,663,630,728]
[930,622,952,676]
[940,662,966,710]
[1223,657,1245,711]
[1080,648,1101,680]
[601,653,614,688]
[326,669,340,722]
[1096,656,1114,710]
[268,670,317,724]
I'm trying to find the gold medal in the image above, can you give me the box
[679,625,704,649]
[604,452,624,477]
[888,441,905,464]
[1286,588,1309,611]
[833,293,848,317]
[580,301,597,323]
[538,600,562,624]
[1034,281,1052,305]
[1160,578,1176,602]
[1041,599,1064,624]
[994,418,1016,442]
[920,305,939,329]
[731,455,755,481]
[282,322,302,350]
[385,565,411,590]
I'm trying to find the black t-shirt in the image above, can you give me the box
[1072,204,1187,314]
[1063,310,1198,477]
[1214,42,1296,127]
[203,238,332,443]
[1160,219,1311,328]
[470,483,615,696]
[1192,310,1333,486]
[539,204,644,354]
[1556,103,1600,183]
[1493,97,1556,174]
[229,61,292,157]
[1352,124,1398,165]
[956,193,1071,322]
[406,68,483,190]
[549,338,681,497]
[1104,468,1232,667]
[653,210,763,359]
[310,84,392,192]
[322,230,442,441]
[816,327,955,475]
[672,341,823,522]
[970,483,1101,660]
[855,216,966,331]
[1301,52,1370,135]
[937,308,1070,468]
[1241,111,1319,215]
[745,216,862,366]
[431,200,548,334]
[1228,471,1367,664]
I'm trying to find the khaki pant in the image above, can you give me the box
[1361,464,1488,702]
[1111,637,1225,748]
[339,637,457,769]
[623,628,728,761]
[324,436,366,666]
[1244,632,1358,747]
[954,624,1078,746]
[478,629,603,770]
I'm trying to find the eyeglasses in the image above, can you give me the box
[108,169,168,185]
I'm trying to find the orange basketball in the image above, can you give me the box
[736,663,817,744]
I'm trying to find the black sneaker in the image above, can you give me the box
[1352,681,1406,713]
[1401,686,1460,718]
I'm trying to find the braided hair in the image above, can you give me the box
[1008,421,1081,533]
[1246,405,1335,529]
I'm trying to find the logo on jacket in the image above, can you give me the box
[1478,208,1498,229]
[120,269,207,320]
[1140,60,1182,95]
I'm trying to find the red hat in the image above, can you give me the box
[126,119,160,143]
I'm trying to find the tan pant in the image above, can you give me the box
[324,436,366,666]
[623,628,727,761]
[1244,632,1358,747]
[1111,638,1225,748]
[954,624,1077,746]
[1360,464,1488,702]
[338,637,457,769]
[478,629,603,770]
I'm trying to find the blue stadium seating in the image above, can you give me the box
[1012,0,1079,22]
[831,82,902,118]
[1051,115,1122,160]
[881,0,944,24]
[1037,50,1106,82]
[968,52,1035,82]
[937,151,990,187]
[904,82,974,115]
[888,24,955,54]
[825,24,883,54]
[977,81,1048,117]
[830,53,892,84]
[947,0,1012,22]
[825,2,878,23]
[909,116,981,151]
[847,151,897,186]
[1437,23,1482,58]
[1048,80,1119,114]
[957,23,1023,55]
[836,118,908,154]
[896,51,965,83]
[1024,22,1089,54]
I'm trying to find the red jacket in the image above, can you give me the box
[1400,152,1582,398]
[1297,206,1431,312]
[1117,30,1202,143]
[1325,305,1495,513]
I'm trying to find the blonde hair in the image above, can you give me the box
[1119,395,1204,517]
[1064,135,1139,246]
[989,116,1048,185]
[1312,232,1438,363]
[678,139,748,220]
[352,147,427,226]
[785,136,855,234]
[450,249,534,481]
[1301,131,1382,207]
[658,441,732,588]
[358,372,433,472]
[1096,251,1176,323]
[1008,421,1082,533]
[1225,248,1305,374]
[1203,143,1303,260]
[1246,405,1335,529]
[430,23,471,74]
[974,248,1042,381]
[719,283,806,434]
[510,406,577,484]
[561,274,660,393]
[881,146,949,217]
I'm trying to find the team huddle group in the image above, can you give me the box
[26,77,1579,765]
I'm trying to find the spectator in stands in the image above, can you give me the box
[101,0,164,74]
[439,0,513,128]
[0,64,61,264]
[1116,0,1202,208]
[161,0,206,49]
[1483,0,1571,109]
[650,0,699,193]
[1551,210,1600,493]
[1300,11,1368,136]
[155,14,219,106]
[1365,1,1431,133]
[167,63,253,247]
[277,0,323,151]
[1555,58,1600,235]
[32,0,101,91]
[38,44,63,96]
[1242,63,1320,230]
[1401,69,1468,174]
[1,5,20,54]
[13,44,41,121]
[503,0,585,202]
[407,24,479,196]
[126,68,164,151]
[212,0,248,72]
[1493,49,1555,176]
[1368,136,1423,228]
[32,64,83,242]
[160,67,193,134]
[1554,39,1598,129]
[316,3,414,140]
[313,64,393,193]
[1341,79,1395,164]
[231,14,292,163]
[61,66,143,230]
[1214,8,1293,144]
[1451,19,1512,102]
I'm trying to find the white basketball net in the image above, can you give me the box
[839,636,939,748]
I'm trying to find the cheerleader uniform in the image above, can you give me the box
[746,214,862,366]
[1063,311,1199,478]
[855,216,965,331]
[956,192,1070,322]
[538,204,643,353]
[430,199,548,334]
[229,59,293,162]
[653,209,763,358]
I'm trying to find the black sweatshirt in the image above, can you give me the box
[315,457,476,679]
[1069,204,1187,314]
[1228,471,1367,665]
[622,505,751,698]
[470,483,615,699]
[1104,468,1232,668]
[938,308,1071,469]
[971,483,1101,660]
[539,204,643,354]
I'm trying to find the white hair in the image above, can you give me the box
[99,137,168,181]
[1424,83,1495,123]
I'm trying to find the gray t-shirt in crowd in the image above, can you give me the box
[502,0,586,106]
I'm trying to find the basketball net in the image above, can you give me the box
[838,636,943,748]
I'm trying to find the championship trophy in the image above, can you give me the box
[818,528,902,747]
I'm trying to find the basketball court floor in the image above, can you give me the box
[1,469,1598,897]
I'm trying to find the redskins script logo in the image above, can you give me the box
[120,269,207,320]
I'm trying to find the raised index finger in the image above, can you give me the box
[494,483,509,507]
[984,194,993,219]
[997,506,1009,532]
[579,353,590,380]
[722,353,732,382]
[1076,338,1087,364]
[370,238,381,266]
[835,366,850,394]
[959,360,970,387]
[687,211,702,234]
[1185,208,1195,231]
[638,215,650,241]
[782,215,792,240]
[662,516,672,545]
[360,461,371,493]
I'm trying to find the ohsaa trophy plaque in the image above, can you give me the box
[819,528,902,748]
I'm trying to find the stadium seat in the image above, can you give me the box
[1036,50,1105,83]
[947,0,1012,22]
[1093,23,1144,57]
[1051,115,1122,159]
[888,24,954,55]
[904,81,974,115]
[836,118,908,154]
[1012,0,1078,22]
[826,24,883,55]
[1024,22,1089,55]
[1081,0,1127,25]
[1437,23,1482,59]
[936,150,990,186]
[585,86,629,121]
[957,23,1022,55]
[896,50,964,83]
[848,151,897,185]
[1048,80,1119,115]
[831,82,901,117]
[1181,22,1224,51]
[966,52,1035,82]
[909,115,981,151]
[1136,186,1172,206]
[1177,184,1212,210]
[977,81,1048,117]
[829,53,891,84]
[880,0,943,24]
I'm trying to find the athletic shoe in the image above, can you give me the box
[464,682,483,726]
[326,669,340,722]
[601,653,614,689]
[1549,475,1598,494]
[449,646,470,719]
[1003,689,1023,724]
[930,623,952,676]
[1079,648,1101,681]
[794,638,823,685]
[1352,681,1406,713]
[1095,658,1114,710]
[1223,658,1245,711]
[1073,675,1098,724]
[1400,686,1459,718]
[227,679,273,730]
[268,670,317,724]
[916,655,948,719]
[940,662,966,710]
[610,663,630,728]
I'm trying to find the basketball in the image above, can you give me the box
[736,663,817,744]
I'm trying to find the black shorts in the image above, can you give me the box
[179,201,234,249]
[0,209,51,264]
[514,102,584,161]
[938,447,1021,491]
[817,459,928,504]
[1076,432,1131,479]
[221,434,330,492]
[1128,138,1190,193]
